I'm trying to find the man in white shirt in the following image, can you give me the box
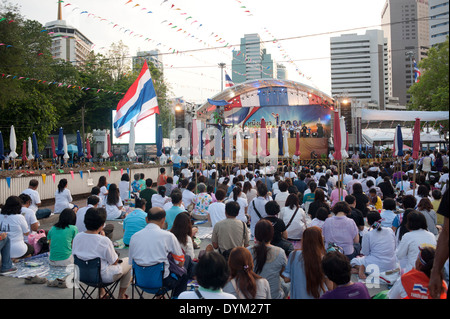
[128,207,188,297]
[21,179,51,219]
[182,182,196,209]
[19,194,39,242]
[248,183,271,237]
[274,181,290,209]
[75,196,100,233]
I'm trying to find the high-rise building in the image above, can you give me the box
[429,0,449,46]
[232,34,278,84]
[381,0,430,105]
[277,64,288,80]
[45,1,93,66]
[330,30,389,109]
[132,50,164,73]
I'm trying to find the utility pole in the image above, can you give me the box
[218,62,226,91]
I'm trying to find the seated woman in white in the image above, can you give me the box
[105,184,126,220]
[54,179,77,214]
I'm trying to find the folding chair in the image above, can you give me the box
[73,255,120,299]
[131,261,173,299]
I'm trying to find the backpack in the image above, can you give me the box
[28,229,47,255]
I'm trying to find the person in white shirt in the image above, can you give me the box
[351,211,399,279]
[21,179,51,219]
[18,194,39,242]
[274,181,290,208]
[72,207,132,299]
[181,167,192,180]
[396,210,437,273]
[75,196,100,233]
[208,189,227,228]
[182,182,197,209]
[54,179,77,214]
[97,176,109,208]
[226,186,249,224]
[279,194,308,242]
[0,196,33,260]
[151,186,170,209]
[105,184,126,220]
[248,183,271,237]
[118,174,130,202]
[396,175,411,192]
[128,207,188,297]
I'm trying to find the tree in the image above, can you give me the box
[0,2,80,152]
[408,37,449,112]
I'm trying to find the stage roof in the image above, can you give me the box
[196,78,334,120]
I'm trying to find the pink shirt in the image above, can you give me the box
[330,188,348,207]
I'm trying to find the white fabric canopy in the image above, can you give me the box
[362,128,445,144]
[361,109,449,122]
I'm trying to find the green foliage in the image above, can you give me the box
[0,2,172,155]
[408,37,449,112]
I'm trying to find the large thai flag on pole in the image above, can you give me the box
[113,61,159,138]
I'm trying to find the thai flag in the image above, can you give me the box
[225,71,234,88]
[113,61,159,138]
[414,60,421,83]
[412,284,428,294]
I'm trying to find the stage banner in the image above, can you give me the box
[224,105,331,139]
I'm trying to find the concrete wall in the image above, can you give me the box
[0,165,173,204]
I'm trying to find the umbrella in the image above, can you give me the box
[235,128,242,159]
[156,124,163,157]
[76,131,84,158]
[393,125,404,157]
[9,125,18,159]
[252,131,258,156]
[50,136,57,159]
[56,127,64,156]
[127,120,137,159]
[295,132,301,157]
[192,118,199,157]
[67,144,78,153]
[27,136,34,160]
[332,109,342,161]
[0,131,5,161]
[412,118,421,160]
[278,126,283,157]
[340,116,348,159]
[63,135,70,160]
[107,134,113,158]
[260,118,269,157]
[32,132,40,159]
[204,130,211,162]
[283,130,290,157]
[102,131,109,159]
[224,127,232,162]
[21,140,27,162]
[86,138,92,160]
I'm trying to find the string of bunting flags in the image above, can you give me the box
[3,166,127,189]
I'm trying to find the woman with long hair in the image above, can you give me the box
[307,188,330,219]
[170,212,196,279]
[283,226,331,299]
[279,194,308,248]
[48,208,78,266]
[249,219,288,299]
[243,181,257,204]
[105,183,126,219]
[97,176,108,207]
[54,178,77,214]
[223,247,271,299]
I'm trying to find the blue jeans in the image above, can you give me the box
[0,236,13,271]
[36,208,51,219]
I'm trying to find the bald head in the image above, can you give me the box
[147,207,166,222]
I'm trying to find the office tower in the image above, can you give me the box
[232,34,277,84]
[44,1,93,65]
[330,30,389,109]
[132,50,164,72]
[429,0,449,46]
[381,0,430,105]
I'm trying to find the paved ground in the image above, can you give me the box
[0,196,389,299]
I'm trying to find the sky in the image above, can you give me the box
[8,0,388,104]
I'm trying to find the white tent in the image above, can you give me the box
[362,128,445,145]
[361,110,449,122]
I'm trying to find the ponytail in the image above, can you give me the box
[233,186,241,202]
